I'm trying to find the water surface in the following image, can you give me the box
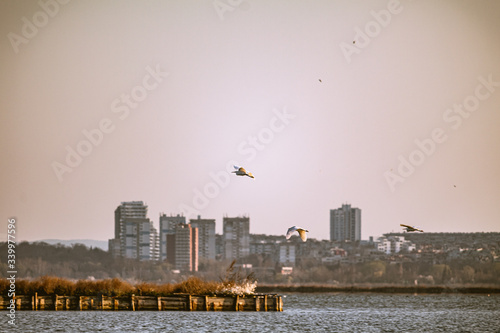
[3,293,499,332]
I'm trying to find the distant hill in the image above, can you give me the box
[34,239,108,251]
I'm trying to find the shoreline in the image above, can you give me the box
[256,284,500,294]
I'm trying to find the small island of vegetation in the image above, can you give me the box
[1,261,256,297]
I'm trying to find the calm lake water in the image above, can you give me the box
[3,293,500,332]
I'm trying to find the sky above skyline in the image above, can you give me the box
[1,0,500,243]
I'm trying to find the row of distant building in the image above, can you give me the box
[108,201,363,271]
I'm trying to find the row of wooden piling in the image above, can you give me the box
[0,293,283,311]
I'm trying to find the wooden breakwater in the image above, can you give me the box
[0,293,283,311]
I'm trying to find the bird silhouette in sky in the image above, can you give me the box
[400,224,424,232]
[232,165,254,178]
[286,226,309,242]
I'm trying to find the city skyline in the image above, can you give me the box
[10,194,500,243]
[105,201,500,277]
[2,1,500,244]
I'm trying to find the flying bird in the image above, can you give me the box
[232,165,254,178]
[286,226,309,242]
[400,224,424,232]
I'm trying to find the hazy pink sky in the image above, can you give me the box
[1,0,499,242]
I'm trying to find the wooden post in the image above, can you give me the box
[90,298,94,310]
[131,294,135,311]
[157,296,161,311]
[204,296,209,311]
[15,296,21,311]
[255,296,259,311]
[79,296,82,311]
[234,295,239,311]
[101,294,104,310]
[114,297,118,311]
[187,295,192,311]
[54,294,58,311]
[35,292,38,311]
[264,295,267,311]
[275,296,279,311]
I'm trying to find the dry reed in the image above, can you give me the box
[0,270,257,297]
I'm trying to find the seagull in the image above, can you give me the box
[286,226,309,242]
[232,165,254,178]
[400,224,424,232]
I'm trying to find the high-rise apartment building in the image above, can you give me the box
[174,223,198,271]
[109,201,159,261]
[114,201,147,239]
[190,216,216,261]
[330,204,361,242]
[159,214,185,262]
[121,217,155,261]
[223,216,250,260]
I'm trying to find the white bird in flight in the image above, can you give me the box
[400,224,424,232]
[286,226,309,242]
[232,165,254,178]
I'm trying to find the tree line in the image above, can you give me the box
[1,242,499,286]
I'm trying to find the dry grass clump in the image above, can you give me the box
[134,281,174,296]
[173,277,221,295]
[74,278,134,296]
[13,276,76,296]
[132,277,223,296]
